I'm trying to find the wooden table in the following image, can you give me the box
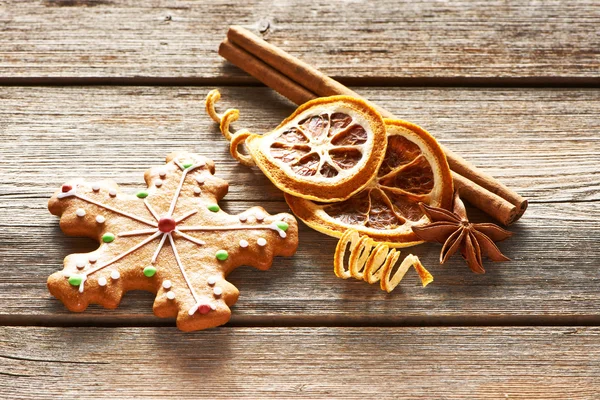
[1,1,599,398]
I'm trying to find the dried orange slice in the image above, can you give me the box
[206,90,387,202]
[285,119,454,247]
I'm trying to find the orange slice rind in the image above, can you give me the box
[286,118,454,248]
[206,89,388,202]
[334,229,433,292]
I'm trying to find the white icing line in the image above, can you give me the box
[74,193,157,227]
[168,233,200,305]
[270,223,287,238]
[57,190,76,199]
[188,304,198,316]
[174,160,185,171]
[144,199,160,221]
[83,231,162,278]
[175,230,206,246]
[151,233,168,264]
[118,228,158,237]
[175,209,197,223]
[167,163,203,217]
[178,223,286,237]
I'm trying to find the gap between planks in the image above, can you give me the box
[2,314,600,329]
[0,76,599,88]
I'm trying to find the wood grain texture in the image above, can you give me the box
[1,1,599,81]
[1,326,599,399]
[0,86,598,324]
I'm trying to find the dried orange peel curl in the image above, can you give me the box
[205,89,388,203]
[334,229,433,292]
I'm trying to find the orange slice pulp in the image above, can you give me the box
[285,119,454,247]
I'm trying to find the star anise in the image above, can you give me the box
[412,193,513,273]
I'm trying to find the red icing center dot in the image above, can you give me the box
[198,304,211,315]
[62,184,72,192]
[158,217,177,233]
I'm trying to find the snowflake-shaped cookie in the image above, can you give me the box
[48,151,298,331]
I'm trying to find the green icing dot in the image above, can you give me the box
[275,221,289,232]
[143,266,157,277]
[102,233,115,243]
[183,162,193,169]
[136,190,149,199]
[68,275,83,286]
[207,204,220,212]
[215,250,229,261]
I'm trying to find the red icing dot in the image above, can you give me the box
[62,184,72,193]
[198,304,211,315]
[158,217,177,233]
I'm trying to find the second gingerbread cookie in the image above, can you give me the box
[48,151,298,331]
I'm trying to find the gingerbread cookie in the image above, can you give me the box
[48,151,298,331]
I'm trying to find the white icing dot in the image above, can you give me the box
[166,291,176,300]
[210,304,217,311]
[155,179,163,188]
[162,280,172,289]
[88,254,98,263]
[75,259,86,269]
[109,189,117,197]
[193,187,201,195]
[213,287,223,296]
[238,214,247,222]
[159,170,167,178]
[76,208,86,217]
[239,239,249,248]
[92,184,101,192]
[207,276,217,286]
[255,211,265,221]
[98,277,107,287]
[195,175,205,184]
[110,270,120,280]
[96,215,105,224]
[257,238,267,247]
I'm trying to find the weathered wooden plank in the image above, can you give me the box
[1,1,599,81]
[1,199,599,324]
[1,326,599,399]
[1,86,598,203]
[0,86,598,324]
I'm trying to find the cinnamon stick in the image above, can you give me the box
[219,29,526,226]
